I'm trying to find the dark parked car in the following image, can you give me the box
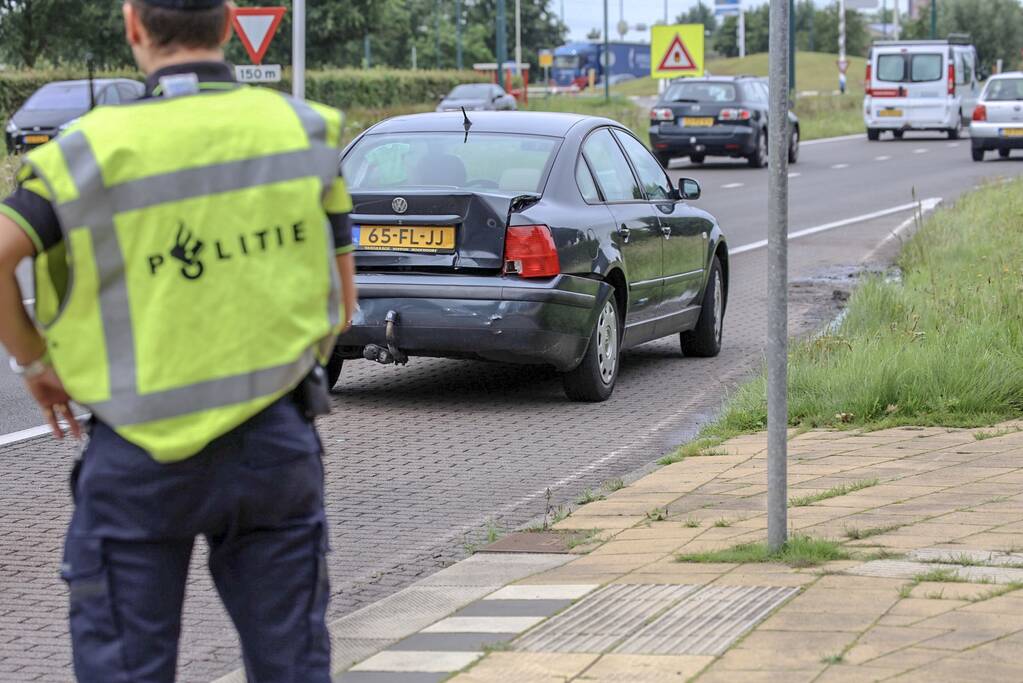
[648,75,800,168]
[330,111,729,401]
[5,79,144,154]
[436,83,518,112]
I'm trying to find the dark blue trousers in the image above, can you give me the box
[61,397,331,683]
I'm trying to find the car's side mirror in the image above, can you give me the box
[678,177,701,201]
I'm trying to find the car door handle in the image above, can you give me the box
[619,225,631,243]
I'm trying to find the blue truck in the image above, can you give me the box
[551,42,651,90]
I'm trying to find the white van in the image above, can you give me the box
[863,38,981,140]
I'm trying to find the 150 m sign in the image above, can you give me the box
[235,64,282,83]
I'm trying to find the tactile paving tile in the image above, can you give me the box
[908,548,1023,567]
[515,584,702,653]
[614,585,800,655]
[514,584,798,656]
[850,559,1023,584]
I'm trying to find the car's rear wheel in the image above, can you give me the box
[656,152,673,168]
[748,130,767,168]
[680,257,724,358]
[999,148,1011,159]
[948,115,962,139]
[326,347,345,390]
[563,296,620,402]
[788,128,799,164]
[972,147,985,162]
[690,153,706,164]
[867,128,880,141]
[893,130,904,140]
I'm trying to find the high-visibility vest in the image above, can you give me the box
[20,85,349,462]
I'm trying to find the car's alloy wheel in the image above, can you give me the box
[788,128,799,164]
[563,296,621,402]
[681,257,724,357]
[749,131,767,168]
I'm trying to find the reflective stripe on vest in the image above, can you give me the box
[27,95,341,431]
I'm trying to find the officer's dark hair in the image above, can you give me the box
[130,0,229,51]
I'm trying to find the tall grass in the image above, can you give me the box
[525,95,649,143]
[1,155,17,197]
[718,180,1023,432]
[793,95,862,140]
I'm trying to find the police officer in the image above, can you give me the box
[0,0,357,680]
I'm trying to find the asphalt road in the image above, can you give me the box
[3,131,1023,681]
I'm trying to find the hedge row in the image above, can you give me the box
[0,67,488,121]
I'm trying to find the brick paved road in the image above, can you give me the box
[1,210,909,682]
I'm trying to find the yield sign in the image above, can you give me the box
[657,34,698,72]
[232,7,286,65]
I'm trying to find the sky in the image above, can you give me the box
[558,0,899,42]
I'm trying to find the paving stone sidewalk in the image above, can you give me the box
[335,420,1023,682]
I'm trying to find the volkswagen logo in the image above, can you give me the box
[392,197,408,214]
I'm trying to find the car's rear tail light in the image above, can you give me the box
[870,88,901,97]
[719,108,752,121]
[650,107,674,122]
[504,225,560,278]
[973,104,987,121]
[865,63,872,95]
[948,64,956,95]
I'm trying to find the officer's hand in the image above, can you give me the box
[24,368,82,440]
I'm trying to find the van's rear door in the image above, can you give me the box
[870,47,948,126]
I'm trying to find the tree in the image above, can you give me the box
[0,0,77,68]
[901,0,1023,71]
[676,1,716,34]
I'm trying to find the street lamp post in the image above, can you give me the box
[767,0,791,554]
[497,0,507,90]
[930,0,937,39]
[456,0,463,69]
[603,0,610,102]
[293,0,305,99]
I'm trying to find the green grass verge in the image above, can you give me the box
[789,478,879,507]
[793,94,862,140]
[714,180,1023,434]
[1,155,17,197]
[526,94,649,143]
[677,535,850,568]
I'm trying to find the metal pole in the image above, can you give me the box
[515,0,522,76]
[293,0,305,99]
[738,11,746,59]
[893,0,901,40]
[808,4,815,52]
[364,34,371,69]
[496,0,507,89]
[664,0,668,23]
[436,0,442,69]
[788,0,795,93]
[930,0,936,39]
[767,0,790,554]
[412,45,418,70]
[456,0,463,69]
[882,0,887,38]
[603,0,610,102]
[838,0,846,94]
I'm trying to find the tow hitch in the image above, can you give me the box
[363,310,409,366]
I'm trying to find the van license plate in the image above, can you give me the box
[24,134,49,144]
[878,109,902,117]
[353,225,455,253]
[681,117,715,127]
[1002,128,1023,137]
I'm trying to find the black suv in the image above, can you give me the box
[648,76,800,168]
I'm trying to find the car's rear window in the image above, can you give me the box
[344,132,560,195]
[663,81,737,103]
[23,83,90,111]
[875,53,943,83]
[448,84,492,99]
[984,78,1023,101]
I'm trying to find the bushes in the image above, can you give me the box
[0,67,487,121]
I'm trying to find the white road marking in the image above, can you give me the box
[831,163,849,169]
[875,155,892,161]
[0,415,90,446]
[721,182,745,189]
[913,148,929,154]
[729,197,943,256]
[350,650,482,673]
[947,142,961,148]
[422,616,545,633]
[802,133,866,146]
[788,172,801,178]
[862,198,944,263]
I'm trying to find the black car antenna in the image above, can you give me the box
[461,106,472,143]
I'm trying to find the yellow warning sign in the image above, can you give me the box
[651,24,705,79]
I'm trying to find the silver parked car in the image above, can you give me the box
[970,72,1023,161]
[436,83,518,112]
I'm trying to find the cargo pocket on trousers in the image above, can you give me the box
[60,537,130,682]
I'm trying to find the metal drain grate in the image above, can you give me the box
[515,584,797,655]
[615,585,799,655]
[515,584,701,653]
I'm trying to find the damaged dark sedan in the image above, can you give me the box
[329,111,729,401]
